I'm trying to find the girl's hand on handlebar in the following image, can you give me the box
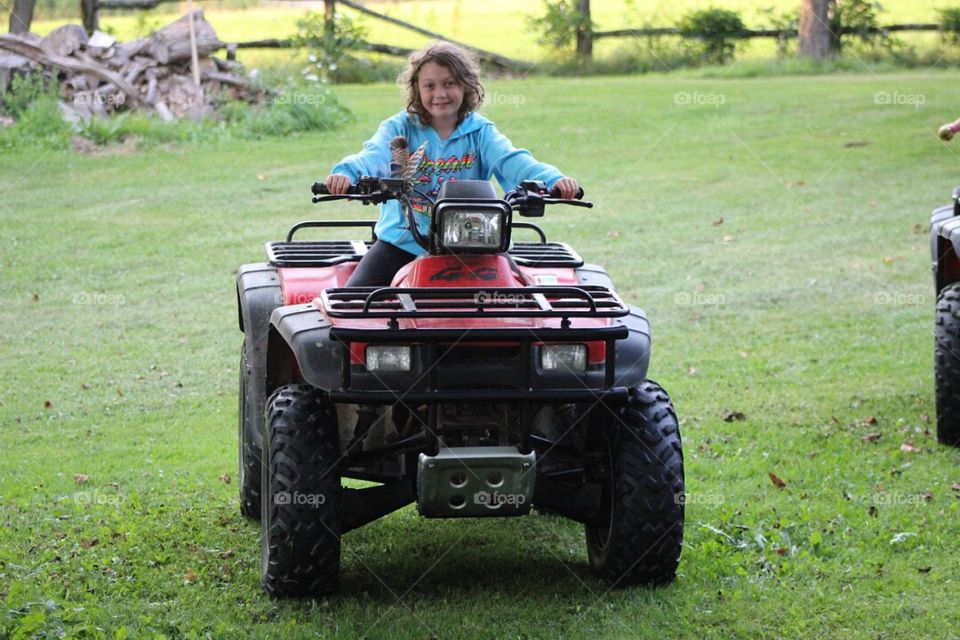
[939,118,960,141]
[325,174,353,194]
[552,177,580,200]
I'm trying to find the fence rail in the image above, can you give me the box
[593,24,942,40]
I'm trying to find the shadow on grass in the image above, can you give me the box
[330,513,619,602]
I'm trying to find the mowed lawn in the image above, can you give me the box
[2,70,960,637]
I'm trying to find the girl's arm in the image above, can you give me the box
[480,123,565,191]
[330,113,406,181]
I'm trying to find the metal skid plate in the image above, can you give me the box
[417,447,536,518]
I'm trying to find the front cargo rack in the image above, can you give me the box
[320,285,629,329]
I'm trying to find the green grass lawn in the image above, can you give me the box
[2,69,960,638]
[18,0,956,68]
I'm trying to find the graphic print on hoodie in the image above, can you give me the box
[330,110,563,256]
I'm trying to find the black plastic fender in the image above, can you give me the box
[931,202,960,293]
[267,304,344,392]
[577,264,651,389]
[236,263,283,448]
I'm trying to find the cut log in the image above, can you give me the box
[40,24,87,58]
[149,10,222,65]
[212,56,243,72]
[201,69,249,87]
[113,37,150,66]
[122,56,155,85]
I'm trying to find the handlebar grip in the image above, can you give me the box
[311,182,360,196]
[551,185,585,200]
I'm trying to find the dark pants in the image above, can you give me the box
[346,240,417,287]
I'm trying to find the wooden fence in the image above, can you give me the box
[12,0,950,71]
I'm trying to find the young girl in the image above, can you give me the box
[324,41,580,287]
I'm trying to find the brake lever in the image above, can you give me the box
[311,192,394,205]
[542,197,594,208]
[311,194,356,204]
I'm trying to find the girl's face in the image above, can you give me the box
[417,61,464,125]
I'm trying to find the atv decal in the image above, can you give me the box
[417,151,476,176]
[429,265,500,282]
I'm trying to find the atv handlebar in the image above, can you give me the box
[311,178,591,216]
[311,182,359,196]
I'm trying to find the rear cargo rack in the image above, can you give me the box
[508,241,584,268]
[320,285,628,329]
[266,220,377,267]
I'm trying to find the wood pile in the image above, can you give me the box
[0,11,263,121]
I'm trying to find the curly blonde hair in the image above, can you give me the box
[399,41,484,126]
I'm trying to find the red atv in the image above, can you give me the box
[236,177,684,596]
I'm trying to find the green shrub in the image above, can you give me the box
[831,0,898,53]
[0,76,72,149]
[241,84,352,138]
[678,8,747,65]
[293,10,392,84]
[0,73,55,118]
[760,6,799,58]
[939,8,960,41]
[526,0,592,54]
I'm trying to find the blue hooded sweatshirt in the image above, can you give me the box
[330,110,564,256]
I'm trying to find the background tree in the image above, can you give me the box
[799,0,831,60]
[8,0,35,34]
[575,0,592,61]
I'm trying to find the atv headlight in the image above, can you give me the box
[435,202,509,253]
[541,344,587,371]
[441,209,502,250]
[366,345,411,372]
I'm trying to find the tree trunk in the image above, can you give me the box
[575,0,592,61]
[799,0,831,60]
[827,0,841,54]
[81,0,99,34]
[8,0,35,34]
[324,0,336,45]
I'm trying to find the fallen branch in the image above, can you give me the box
[336,0,534,70]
